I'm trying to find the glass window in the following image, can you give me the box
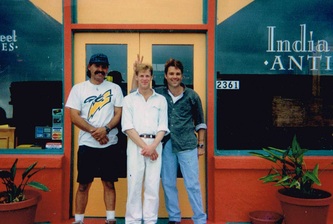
[0,1,63,152]
[215,1,333,150]
[152,45,193,88]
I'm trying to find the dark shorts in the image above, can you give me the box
[77,144,119,184]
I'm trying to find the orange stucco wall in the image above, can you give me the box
[2,155,333,223]
[0,155,66,223]
[209,156,333,223]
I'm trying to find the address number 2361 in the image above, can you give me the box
[216,80,240,90]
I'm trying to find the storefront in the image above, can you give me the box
[0,1,333,223]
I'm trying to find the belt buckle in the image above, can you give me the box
[140,134,154,138]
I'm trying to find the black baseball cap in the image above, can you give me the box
[89,53,109,65]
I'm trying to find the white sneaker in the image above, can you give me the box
[105,219,116,224]
[72,221,84,224]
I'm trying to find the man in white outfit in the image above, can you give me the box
[121,63,169,224]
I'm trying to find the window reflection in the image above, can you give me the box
[152,45,193,88]
[0,1,63,150]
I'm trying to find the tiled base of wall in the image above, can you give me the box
[35,220,252,224]
[36,218,194,224]
[226,223,251,224]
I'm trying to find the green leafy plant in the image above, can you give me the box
[0,158,49,203]
[250,135,331,197]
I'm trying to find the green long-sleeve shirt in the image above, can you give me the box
[155,84,207,153]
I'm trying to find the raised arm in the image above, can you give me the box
[131,54,144,90]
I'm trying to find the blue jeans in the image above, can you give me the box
[161,140,207,224]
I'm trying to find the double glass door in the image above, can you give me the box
[72,33,206,217]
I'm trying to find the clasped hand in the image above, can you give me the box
[141,144,159,161]
[90,127,109,145]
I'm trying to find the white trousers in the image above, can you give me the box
[125,138,162,224]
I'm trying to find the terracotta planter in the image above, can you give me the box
[249,210,283,224]
[0,190,41,224]
[277,189,333,224]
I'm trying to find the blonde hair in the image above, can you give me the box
[135,63,153,76]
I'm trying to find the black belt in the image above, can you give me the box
[139,134,156,139]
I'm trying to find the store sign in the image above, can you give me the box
[0,30,17,52]
[266,24,332,71]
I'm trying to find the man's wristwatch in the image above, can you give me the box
[104,125,111,134]
[197,143,204,148]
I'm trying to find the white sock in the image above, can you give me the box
[106,210,115,220]
[75,214,84,222]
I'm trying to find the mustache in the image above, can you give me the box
[95,71,106,75]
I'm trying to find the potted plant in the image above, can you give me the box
[0,158,49,224]
[248,210,283,224]
[249,135,333,224]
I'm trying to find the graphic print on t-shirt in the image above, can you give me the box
[85,89,112,120]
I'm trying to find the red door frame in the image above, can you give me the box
[62,0,216,221]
